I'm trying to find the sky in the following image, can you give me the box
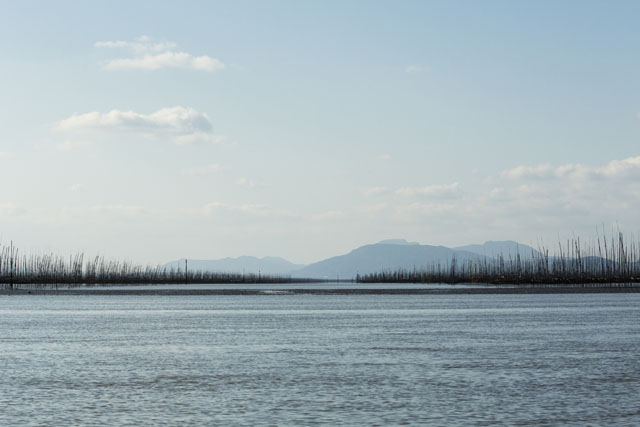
[1,0,640,265]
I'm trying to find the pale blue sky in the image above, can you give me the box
[1,1,640,264]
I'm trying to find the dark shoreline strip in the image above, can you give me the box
[2,287,640,296]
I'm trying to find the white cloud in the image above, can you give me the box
[95,36,224,72]
[355,156,640,234]
[353,156,640,238]
[54,106,218,144]
[405,65,431,74]
[465,155,640,232]
[377,153,392,161]
[395,183,459,198]
[94,36,177,53]
[55,106,211,133]
[364,186,390,197]
[502,156,640,181]
[597,156,640,178]
[69,183,85,192]
[501,163,570,180]
[104,52,224,72]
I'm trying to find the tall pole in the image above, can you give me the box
[10,240,13,290]
[185,259,188,284]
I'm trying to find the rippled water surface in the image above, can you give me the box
[1,293,639,425]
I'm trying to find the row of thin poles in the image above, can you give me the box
[0,242,310,288]
[359,231,640,285]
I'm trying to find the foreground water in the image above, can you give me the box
[1,292,639,425]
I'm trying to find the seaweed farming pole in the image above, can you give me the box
[185,259,188,285]
[10,240,13,290]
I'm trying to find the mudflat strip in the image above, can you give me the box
[1,286,639,296]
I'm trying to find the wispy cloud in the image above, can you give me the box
[235,177,264,188]
[94,35,176,53]
[356,157,640,230]
[104,52,224,72]
[377,153,392,161]
[95,36,224,72]
[363,186,390,197]
[395,183,460,198]
[501,156,640,181]
[454,155,640,232]
[54,106,219,144]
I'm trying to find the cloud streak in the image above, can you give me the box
[363,186,390,197]
[235,178,264,188]
[501,156,640,181]
[95,36,224,72]
[104,52,224,72]
[395,183,460,198]
[94,35,176,53]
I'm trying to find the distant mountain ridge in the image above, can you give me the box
[164,239,542,279]
[291,242,481,279]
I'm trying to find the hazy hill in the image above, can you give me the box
[292,240,484,279]
[164,239,543,279]
[164,256,305,276]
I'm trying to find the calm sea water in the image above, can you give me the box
[1,291,639,425]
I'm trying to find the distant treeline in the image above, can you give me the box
[358,231,640,286]
[0,243,315,288]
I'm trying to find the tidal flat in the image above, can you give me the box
[2,282,639,296]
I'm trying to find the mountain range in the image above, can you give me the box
[164,239,540,279]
